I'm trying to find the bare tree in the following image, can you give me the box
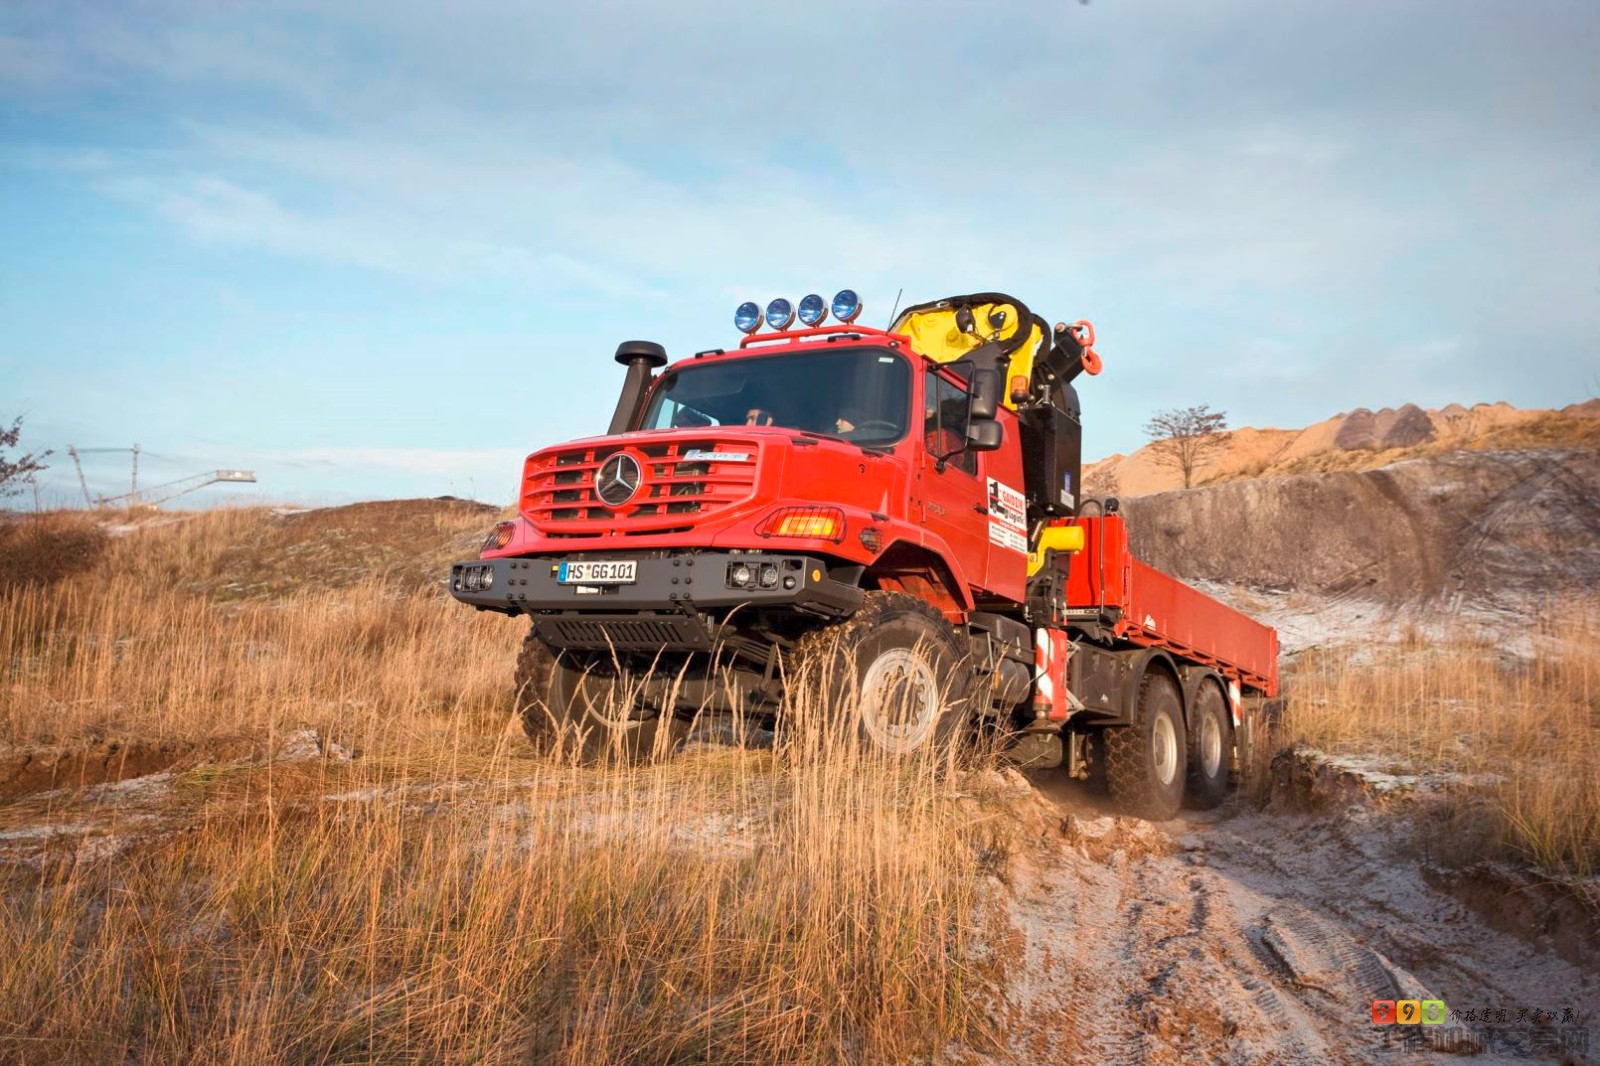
[1142,404,1229,489]
[0,416,51,498]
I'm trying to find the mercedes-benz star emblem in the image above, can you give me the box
[595,452,642,507]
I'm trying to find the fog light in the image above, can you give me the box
[728,562,753,588]
[759,563,779,588]
[783,576,797,590]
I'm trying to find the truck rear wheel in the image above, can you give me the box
[1104,670,1186,820]
[787,591,971,755]
[513,630,687,761]
[1185,680,1232,810]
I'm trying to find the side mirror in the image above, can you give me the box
[967,418,1003,452]
[969,368,1001,421]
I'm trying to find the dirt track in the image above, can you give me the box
[984,770,1597,1065]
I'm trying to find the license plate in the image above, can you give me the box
[557,560,637,585]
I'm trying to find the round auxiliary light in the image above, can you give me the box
[734,301,762,334]
[797,293,827,327]
[765,297,795,331]
[831,288,862,324]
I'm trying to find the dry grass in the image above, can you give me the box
[1277,607,1600,877]
[0,507,1004,1064]
[0,510,108,589]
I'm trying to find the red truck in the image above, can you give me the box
[452,290,1278,819]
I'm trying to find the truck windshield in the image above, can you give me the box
[640,347,911,445]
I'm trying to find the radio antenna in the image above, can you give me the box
[885,288,904,329]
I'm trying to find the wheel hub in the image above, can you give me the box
[1201,711,1223,777]
[1152,713,1178,786]
[858,648,941,753]
[572,662,649,727]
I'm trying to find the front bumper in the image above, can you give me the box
[448,550,863,649]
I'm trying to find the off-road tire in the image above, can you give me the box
[1185,680,1232,810]
[513,627,687,761]
[786,591,972,754]
[1104,670,1187,820]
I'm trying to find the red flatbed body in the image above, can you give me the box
[1064,514,1279,696]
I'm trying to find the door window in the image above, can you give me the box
[924,371,976,475]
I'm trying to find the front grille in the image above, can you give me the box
[537,614,713,652]
[521,437,759,535]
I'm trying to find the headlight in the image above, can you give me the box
[756,506,846,542]
[456,564,495,592]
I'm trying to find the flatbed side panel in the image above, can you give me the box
[1118,558,1278,695]
[1062,515,1279,696]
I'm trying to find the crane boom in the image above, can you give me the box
[98,469,256,509]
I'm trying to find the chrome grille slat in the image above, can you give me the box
[522,437,758,533]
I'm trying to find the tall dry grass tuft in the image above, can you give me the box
[0,730,993,1062]
[0,507,1002,1063]
[1278,604,1600,876]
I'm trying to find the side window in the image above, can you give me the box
[923,371,977,475]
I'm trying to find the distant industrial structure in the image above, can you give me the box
[65,444,256,509]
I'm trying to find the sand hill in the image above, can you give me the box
[1123,448,1600,608]
[1088,399,1600,497]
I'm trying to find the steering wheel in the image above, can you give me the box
[844,419,899,438]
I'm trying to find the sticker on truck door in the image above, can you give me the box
[987,478,1028,554]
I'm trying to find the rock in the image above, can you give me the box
[274,729,352,763]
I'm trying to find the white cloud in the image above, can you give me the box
[4,0,1596,474]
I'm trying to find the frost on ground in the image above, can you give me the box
[980,776,1598,1066]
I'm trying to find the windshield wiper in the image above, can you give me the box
[791,429,894,455]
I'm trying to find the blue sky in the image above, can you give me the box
[3,0,1596,508]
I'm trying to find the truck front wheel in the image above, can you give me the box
[513,630,687,761]
[787,591,971,755]
[1103,671,1187,820]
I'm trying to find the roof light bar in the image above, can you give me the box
[734,288,862,334]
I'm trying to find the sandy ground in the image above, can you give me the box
[984,769,1597,1065]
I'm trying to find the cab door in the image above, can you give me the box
[918,368,991,592]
